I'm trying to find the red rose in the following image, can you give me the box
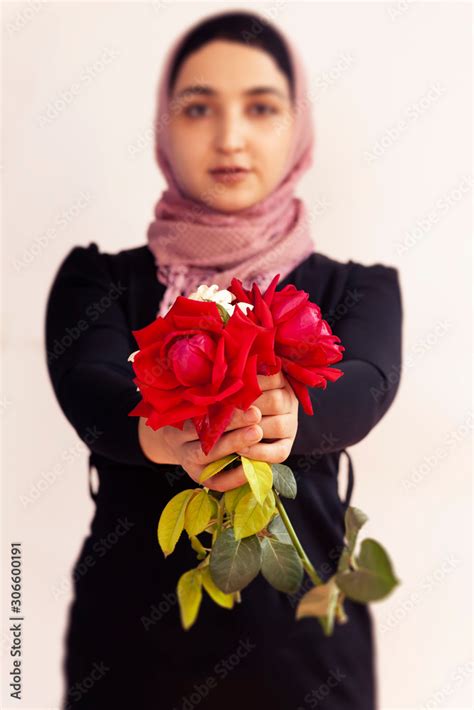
[228,275,345,415]
[128,295,265,455]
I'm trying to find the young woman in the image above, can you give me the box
[45,11,402,709]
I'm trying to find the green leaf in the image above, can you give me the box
[337,547,352,574]
[209,528,262,594]
[271,463,297,499]
[241,456,273,505]
[234,489,276,540]
[201,567,234,609]
[335,538,400,603]
[224,483,251,515]
[190,535,208,560]
[260,537,303,594]
[344,506,369,556]
[177,568,203,630]
[185,490,214,537]
[199,454,240,483]
[296,576,340,635]
[215,302,230,324]
[157,489,196,557]
[267,515,292,544]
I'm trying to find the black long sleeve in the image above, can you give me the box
[45,243,155,469]
[290,262,403,456]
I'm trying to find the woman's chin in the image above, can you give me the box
[201,192,265,214]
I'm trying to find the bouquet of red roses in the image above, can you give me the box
[128,275,399,634]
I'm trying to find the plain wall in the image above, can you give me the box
[2,2,472,708]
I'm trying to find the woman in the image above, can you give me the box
[45,10,402,710]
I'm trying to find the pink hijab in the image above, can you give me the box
[147,13,316,318]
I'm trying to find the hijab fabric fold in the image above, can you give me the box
[147,16,316,318]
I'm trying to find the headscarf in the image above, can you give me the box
[147,13,316,318]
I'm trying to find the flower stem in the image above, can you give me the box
[274,490,323,587]
[212,496,224,544]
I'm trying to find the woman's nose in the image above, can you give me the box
[213,109,246,153]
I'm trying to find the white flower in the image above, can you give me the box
[235,302,254,316]
[188,283,254,317]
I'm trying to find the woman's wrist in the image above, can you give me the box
[138,416,179,465]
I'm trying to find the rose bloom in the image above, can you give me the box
[228,274,345,414]
[128,295,272,455]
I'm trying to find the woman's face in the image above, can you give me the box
[167,39,295,213]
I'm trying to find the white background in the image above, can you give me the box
[2,1,472,708]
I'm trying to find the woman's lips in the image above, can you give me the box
[209,168,251,184]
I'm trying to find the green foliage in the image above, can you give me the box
[336,538,400,603]
[185,490,216,537]
[199,455,239,483]
[241,456,273,505]
[271,463,297,499]
[233,489,276,539]
[209,528,262,594]
[177,568,203,630]
[260,537,304,594]
[296,576,340,636]
[157,489,196,557]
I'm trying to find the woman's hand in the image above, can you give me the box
[207,372,299,491]
[138,371,299,492]
[139,406,264,491]
[235,371,299,462]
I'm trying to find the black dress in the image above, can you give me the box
[45,242,402,710]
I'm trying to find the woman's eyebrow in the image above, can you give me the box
[174,85,287,100]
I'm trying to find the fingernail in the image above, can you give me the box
[244,408,257,422]
[245,427,259,442]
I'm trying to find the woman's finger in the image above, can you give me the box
[255,412,297,441]
[257,371,285,391]
[204,463,248,492]
[183,423,263,469]
[222,405,262,433]
[235,437,294,464]
[178,404,261,443]
[253,385,293,415]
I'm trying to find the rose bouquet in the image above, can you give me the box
[128,275,399,635]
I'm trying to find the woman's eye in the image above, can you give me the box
[249,103,278,116]
[184,103,209,118]
[181,103,279,119]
